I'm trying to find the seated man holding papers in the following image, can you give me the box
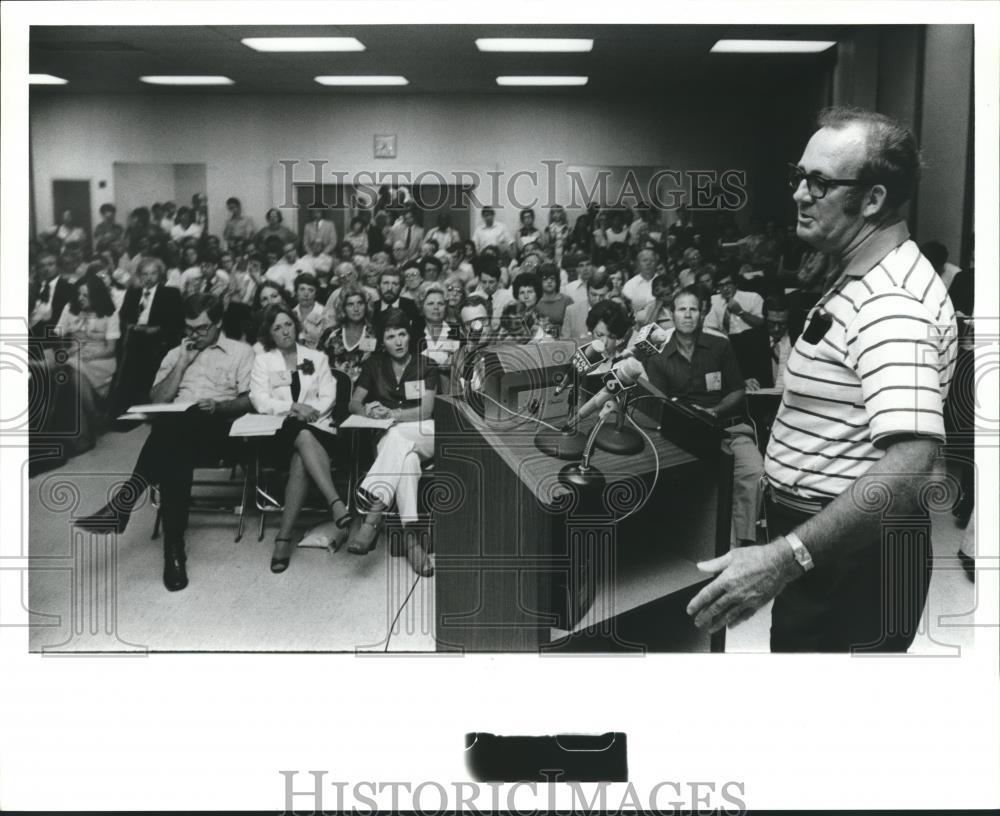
[75,293,255,592]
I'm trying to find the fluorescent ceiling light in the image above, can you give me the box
[242,37,365,52]
[711,40,836,54]
[141,75,234,85]
[476,38,593,53]
[315,75,408,86]
[496,76,588,86]
[30,73,68,85]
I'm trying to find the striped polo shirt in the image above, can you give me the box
[765,220,957,502]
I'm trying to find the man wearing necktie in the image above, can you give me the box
[388,206,424,261]
[111,257,184,416]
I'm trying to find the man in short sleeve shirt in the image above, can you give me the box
[645,287,765,549]
[687,107,957,652]
[76,294,254,592]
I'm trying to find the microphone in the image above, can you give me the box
[553,338,609,397]
[623,324,669,362]
[574,356,646,421]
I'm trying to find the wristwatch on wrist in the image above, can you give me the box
[783,532,814,573]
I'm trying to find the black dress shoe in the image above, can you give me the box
[163,545,188,592]
[957,549,975,583]
[73,504,130,534]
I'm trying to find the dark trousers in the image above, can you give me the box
[128,411,233,543]
[767,495,932,653]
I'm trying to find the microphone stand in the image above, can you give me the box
[594,388,644,455]
[534,371,588,460]
[558,403,611,491]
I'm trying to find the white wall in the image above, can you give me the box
[30,91,772,240]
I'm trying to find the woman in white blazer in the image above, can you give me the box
[251,303,350,573]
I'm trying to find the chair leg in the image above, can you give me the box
[258,511,266,541]
[152,506,162,540]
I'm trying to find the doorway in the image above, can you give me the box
[51,179,91,251]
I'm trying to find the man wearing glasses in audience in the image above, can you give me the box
[688,107,957,653]
[76,294,255,593]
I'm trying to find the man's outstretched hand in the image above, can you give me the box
[687,541,802,633]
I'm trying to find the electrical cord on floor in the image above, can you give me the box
[383,571,424,652]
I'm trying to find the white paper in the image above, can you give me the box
[228,414,285,437]
[338,414,395,430]
[126,401,196,413]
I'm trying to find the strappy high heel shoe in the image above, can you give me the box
[328,498,354,552]
[270,537,293,573]
[346,515,381,555]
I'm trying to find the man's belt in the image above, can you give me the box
[767,483,832,516]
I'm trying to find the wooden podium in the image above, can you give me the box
[431,384,732,653]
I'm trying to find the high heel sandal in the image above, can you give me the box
[346,516,381,555]
[328,498,354,552]
[270,537,293,573]
[404,530,434,577]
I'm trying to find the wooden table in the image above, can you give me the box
[431,385,732,653]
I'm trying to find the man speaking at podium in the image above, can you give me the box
[644,286,764,549]
[687,107,957,652]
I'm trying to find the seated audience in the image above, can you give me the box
[704,264,767,384]
[255,208,297,252]
[561,268,612,342]
[321,282,376,384]
[347,310,438,576]
[419,283,459,367]
[303,207,338,255]
[535,262,573,338]
[621,248,659,312]
[48,273,120,453]
[745,297,791,392]
[420,255,444,284]
[545,205,571,267]
[29,251,75,338]
[265,241,300,294]
[388,206,424,260]
[443,274,467,324]
[561,252,594,305]
[222,197,256,249]
[473,206,511,255]
[471,259,514,331]
[399,261,425,302]
[643,287,764,547]
[515,208,544,255]
[370,267,423,347]
[635,273,677,331]
[112,257,184,415]
[93,203,124,251]
[499,271,546,342]
[251,304,348,571]
[170,206,203,243]
[227,252,263,306]
[75,294,255,592]
[293,272,326,349]
[46,208,87,248]
[181,249,231,298]
[344,216,370,256]
[425,214,460,257]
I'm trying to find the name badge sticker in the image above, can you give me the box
[404,380,423,400]
[270,370,293,388]
[705,371,722,392]
[358,337,377,353]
